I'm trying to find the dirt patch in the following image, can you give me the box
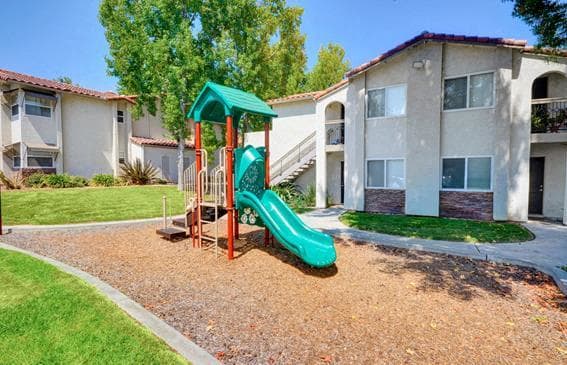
[3,221,567,364]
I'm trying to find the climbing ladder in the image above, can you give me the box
[173,148,227,255]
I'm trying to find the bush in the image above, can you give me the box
[26,173,47,188]
[155,178,169,185]
[120,159,158,185]
[69,175,88,188]
[302,184,316,207]
[44,174,72,188]
[91,174,116,187]
[0,171,25,190]
[271,182,302,204]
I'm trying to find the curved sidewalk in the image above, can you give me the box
[0,242,220,365]
[301,208,567,294]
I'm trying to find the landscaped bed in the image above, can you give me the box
[0,248,187,364]
[3,222,565,364]
[340,211,534,243]
[2,185,184,225]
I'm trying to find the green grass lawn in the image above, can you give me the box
[3,185,185,225]
[339,211,533,243]
[0,248,187,364]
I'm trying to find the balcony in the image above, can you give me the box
[531,97,567,133]
[325,120,344,152]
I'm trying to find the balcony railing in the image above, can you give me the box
[326,120,344,145]
[531,97,567,133]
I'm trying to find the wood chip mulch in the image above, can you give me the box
[3,221,567,364]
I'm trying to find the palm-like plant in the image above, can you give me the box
[120,159,158,185]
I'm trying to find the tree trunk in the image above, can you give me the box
[177,138,184,191]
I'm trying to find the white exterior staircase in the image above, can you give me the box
[270,131,316,185]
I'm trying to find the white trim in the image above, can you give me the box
[442,70,496,111]
[366,83,407,120]
[365,157,406,189]
[440,155,493,192]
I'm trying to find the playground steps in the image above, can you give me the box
[156,227,186,241]
[172,206,227,229]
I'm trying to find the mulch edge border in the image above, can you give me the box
[0,242,220,365]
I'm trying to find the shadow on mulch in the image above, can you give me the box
[211,229,339,278]
[338,238,566,309]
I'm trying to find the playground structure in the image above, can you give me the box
[158,82,336,268]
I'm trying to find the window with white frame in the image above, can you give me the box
[25,96,52,117]
[27,156,54,168]
[366,159,405,189]
[119,151,126,164]
[442,157,492,190]
[367,84,406,118]
[117,110,124,123]
[13,156,21,168]
[443,72,494,110]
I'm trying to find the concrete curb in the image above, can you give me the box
[6,215,185,232]
[0,242,220,365]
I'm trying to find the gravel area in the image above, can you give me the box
[3,221,566,364]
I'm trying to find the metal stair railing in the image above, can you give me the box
[270,131,316,183]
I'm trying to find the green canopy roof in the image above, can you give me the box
[187,82,277,125]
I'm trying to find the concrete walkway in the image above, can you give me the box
[301,208,567,294]
[0,242,220,365]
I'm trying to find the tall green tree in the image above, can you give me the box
[509,0,566,48]
[99,0,307,188]
[305,43,350,92]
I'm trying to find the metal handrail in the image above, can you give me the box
[270,131,316,178]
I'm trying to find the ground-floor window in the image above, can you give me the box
[366,158,405,189]
[442,156,492,191]
[13,155,54,168]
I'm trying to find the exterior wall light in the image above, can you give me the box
[412,60,425,69]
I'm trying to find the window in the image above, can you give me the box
[119,151,126,164]
[13,156,21,168]
[11,104,19,117]
[367,85,406,118]
[25,96,52,117]
[117,110,124,123]
[442,157,491,191]
[27,156,54,168]
[366,159,405,189]
[443,72,494,110]
[532,77,548,99]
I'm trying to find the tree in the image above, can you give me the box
[509,0,566,48]
[305,43,350,92]
[54,76,74,85]
[99,0,307,189]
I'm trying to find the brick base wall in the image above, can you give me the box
[365,189,405,214]
[439,191,493,221]
[20,168,56,178]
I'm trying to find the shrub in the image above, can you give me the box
[69,175,88,188]
[155,178,169,185]
[271,182,302,204]
[0,171,25,190]
[43,174,72,188]
[26,172,47,188]
[91,174,116,187]
[120,159,158,185]
[302,184,316,207]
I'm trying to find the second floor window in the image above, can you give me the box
[117,110,124,123]
[11,104,19,118]
[25,96,52,117]
[444,72,494,110]
[367,84,406,118]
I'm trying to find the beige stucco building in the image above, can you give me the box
[256,32,567,224]
[0,69,194,182]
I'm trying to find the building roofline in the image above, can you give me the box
[345,31,530,78]
[267,91,319,105]
[0,68,135,104]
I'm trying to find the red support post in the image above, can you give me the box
[194,120,202,248]
[264,121,270,246]
[226,115,235,260]
[233,122,240,239]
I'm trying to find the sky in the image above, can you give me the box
[0,0,537,93]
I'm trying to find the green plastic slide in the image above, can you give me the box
[235,146,336,268]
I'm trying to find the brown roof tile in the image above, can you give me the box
[0,68,134,103]
[130,136,194,149]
